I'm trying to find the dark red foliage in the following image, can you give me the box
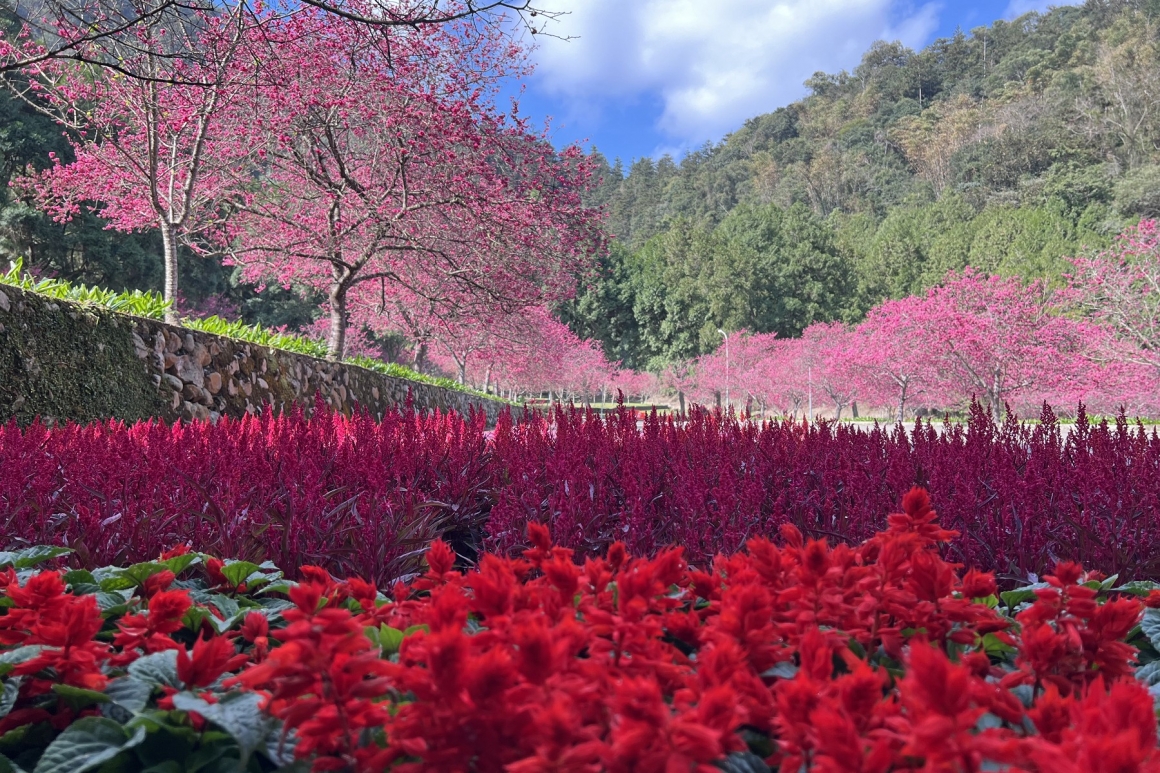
[0,405,493,584]
[4,401,1160,582]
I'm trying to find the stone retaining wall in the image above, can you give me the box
[0,284,505,426]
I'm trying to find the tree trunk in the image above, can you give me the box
[160,220,180,324]
[326,284,348,361]
[415,342,428,374]
[483,365,492,394]
[991,371,1003,423]
[678,391,686,417]
[835,403,844,421]
[457,356,467,385]
[851,401,859,418]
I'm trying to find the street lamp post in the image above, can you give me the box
[717,329,729,409]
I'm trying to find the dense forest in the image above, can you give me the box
[564,0,1160,371]
[4,0,1160,375]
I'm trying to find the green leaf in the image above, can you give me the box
[759,662,798,679]
[715,751,772,773]
[157,554,200,577]
[63,570,96,587]
[257,581,297,597]
[138,763,183,773]
[255,561,283,578]
[378,626,404,655]
[95,575,138,593]
[0,679,21,720]
[207,595,241,620]
[50,684,110,712]
[0,647,43,677]
[264,727,298,767]
[982,632,1016,656]
[114,563,168,589]
[1141,608,1160,653]
[1137,660,1160,687]
[0,648,43,667]
[1000,584,1046,609]
[1114,580,1160,597]
[0,752,27,773]
[127,651,180,689]
[0,547,72,571]
[32,717,146,773]
[103,678,153,714]
[94,590,135,614]
[256,599,295,615]
[205,614,243,636]
[0,720,53,754]
[403,624,428,637]
[171,692,275,765]
[219,562,262,588]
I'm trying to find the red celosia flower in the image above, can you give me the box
[159,544,191,560]
[960,568,998,599]
[177,634,239,688]
[141,569,176,598]
[111,588,193,665]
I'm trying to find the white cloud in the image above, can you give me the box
[529,0,942,150]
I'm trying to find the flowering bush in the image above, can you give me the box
[489,401,1160,584]
[5,401,1160,583]
[0,405,493,585]
[3,490,1160,772]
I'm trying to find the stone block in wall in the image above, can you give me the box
[0,283,505,426]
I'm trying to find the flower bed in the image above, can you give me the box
[6,403,1160,583]
[2,490,1160,772]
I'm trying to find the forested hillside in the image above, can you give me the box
[566,0,1160,371]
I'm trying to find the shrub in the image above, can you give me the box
[5,402,1160,582]
[487,402,1160,584]
[0,406,493,585]
[2,491,1160,772]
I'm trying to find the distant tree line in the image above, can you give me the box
[565,0,1160,371]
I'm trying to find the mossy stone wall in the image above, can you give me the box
[0,286,165,425]
[0,284,505,426]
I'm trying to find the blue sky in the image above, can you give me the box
[513,0,1079,164]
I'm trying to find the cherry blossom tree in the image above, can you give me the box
[15,9,254,321]
[904,269,1093,420]
[660,360,698,415]
[1069,219,1160,374]
[478,306,590,399]
[0,0,560,80]
[798,322,861,419]
[224,11,603,359]
[853,295,943,422]
[762,338,813,418]
[693,331,813,416]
